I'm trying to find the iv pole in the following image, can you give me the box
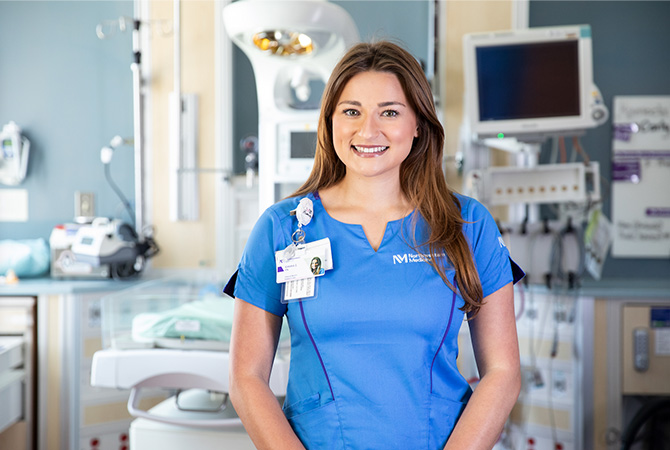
[96,5,146,236]
[131,0,145,236]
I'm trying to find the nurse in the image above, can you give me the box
[228,41,523,449]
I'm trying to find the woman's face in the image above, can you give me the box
[331,71,418,182]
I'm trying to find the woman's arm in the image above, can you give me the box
[445,282,521,450]
[229,297,306,450]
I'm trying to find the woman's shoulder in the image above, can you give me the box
[452,192,490,221]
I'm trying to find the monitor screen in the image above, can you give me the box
[463,25,597,139]
[290,131,317,159]
[476,41,580,122]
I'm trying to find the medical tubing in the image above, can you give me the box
[104,162,136,228]
[550,136,559,164]
[429,291,456,393]
[558,136,567,163]
[299,301,335,401]
[547,348,559,445]
[550,220,586,290]
[572,136,591,166]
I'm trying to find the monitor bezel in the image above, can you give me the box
[463,25,595,139]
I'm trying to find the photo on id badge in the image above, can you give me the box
[310,256,324,275]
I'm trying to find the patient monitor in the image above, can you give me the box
[462,24,608,142]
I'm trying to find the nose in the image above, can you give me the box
[357,114,380,140]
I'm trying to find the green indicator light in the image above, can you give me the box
[497,133,505,139]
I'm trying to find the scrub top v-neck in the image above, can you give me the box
[233,192,520,450]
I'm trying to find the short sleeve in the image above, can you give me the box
[462,197,524,297]
[233,207,289,317]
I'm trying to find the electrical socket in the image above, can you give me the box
[75,191,95,219]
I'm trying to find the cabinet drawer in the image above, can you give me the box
[0,337,23,372]
[0,336,23,375]
[0,369,24,434]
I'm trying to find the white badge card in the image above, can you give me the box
[281,277,319,303]
[275,238,333,284]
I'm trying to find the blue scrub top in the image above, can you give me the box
[233,192,522,450]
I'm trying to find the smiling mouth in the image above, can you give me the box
[352,145,389,155]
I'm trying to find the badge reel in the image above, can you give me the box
[275,198,332,304]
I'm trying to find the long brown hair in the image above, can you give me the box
[293,41,484,315]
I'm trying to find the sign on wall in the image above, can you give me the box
[611,96,670,258]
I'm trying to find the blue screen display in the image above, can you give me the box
[476,40,580,121]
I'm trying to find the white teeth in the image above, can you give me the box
[353,146,388,153]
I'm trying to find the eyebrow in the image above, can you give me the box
[337,100,407,108]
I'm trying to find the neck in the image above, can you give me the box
[322,173,412,218]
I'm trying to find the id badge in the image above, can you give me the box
[275,238,333,284]
[276,238,333,303]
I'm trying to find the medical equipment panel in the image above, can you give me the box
[50,224,112,279]
[473,162,600,207]
[622,304,670,395]
[276,121,318,181]
[507,291,589,450]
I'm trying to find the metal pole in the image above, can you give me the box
[132,0,144,235]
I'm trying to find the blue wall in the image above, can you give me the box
[1,0,431,242]
[0,1,135,241]
[530,0,670,279]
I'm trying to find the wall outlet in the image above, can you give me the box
[75,191,95,219]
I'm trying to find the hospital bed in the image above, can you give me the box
[90,277,290,449]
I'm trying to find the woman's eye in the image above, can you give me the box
[382,110,399,117]
[343,109,359,117]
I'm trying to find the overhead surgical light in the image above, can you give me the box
[223,0,359,212]
[252,30,314,56]
[224,0,358,62]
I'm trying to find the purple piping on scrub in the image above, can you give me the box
[430,290,457,393]
[300,301,335,400]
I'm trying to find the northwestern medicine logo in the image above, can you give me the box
[392,252,443,264]
[394,238,505,265]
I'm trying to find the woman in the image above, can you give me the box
[228,41,523,449]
